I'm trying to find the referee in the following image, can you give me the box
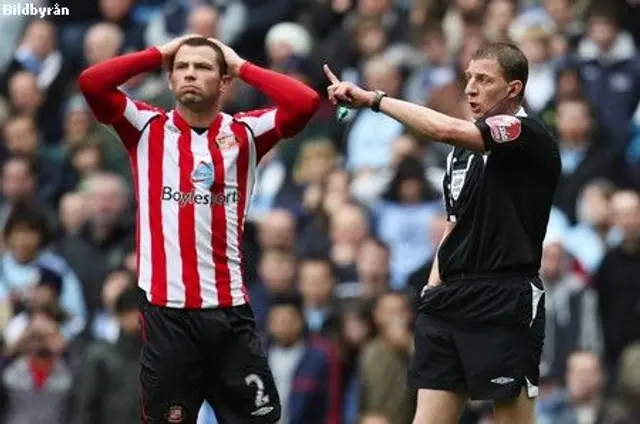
[325,42,560,424]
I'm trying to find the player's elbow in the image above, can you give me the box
[77,70,95,94]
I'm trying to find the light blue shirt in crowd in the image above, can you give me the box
[346,110,404,172]
[374,200,443,289]
[0,251,87,340]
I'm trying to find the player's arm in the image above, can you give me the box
[210,39,320,159]
[77,48,162,125]
[237,62,321,137]
[78,35,197,147]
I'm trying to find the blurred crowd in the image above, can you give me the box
[0,0,639,423]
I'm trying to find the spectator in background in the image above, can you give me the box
[90,269,136,344]
[75,285,141,424]
[0,156,58,233]
[373,156,441,289]
[484,0,519,43]
[266,291,340,424]
[599,342,640,424]
[0,19,71,145]
[0,202,86,343]
[360,292,415,424]
[328,203,369,281]
[83,23,124,68]
[539,237,602,386]
[563,179,616,274]
[516,25,556,112]
[552,96,615,224]
[58,192,88,237]
[145,0,246,49]
[1,309,74,424]
[187,4,220,39]
[257,208,297,252]
[298,255,339,337]
[540,0,585,49]
[345,56,404,173]
[2,267,67,359]
[2,115,72,204]
[336,298,375,423]
[265,22,313,72]
[539,60,585,130]
[578,5,640,148]
[98,0,145,53]
[537,350,606,424]
[249,248,297,333]
[68,142,106,182]
[594,190,640,374]
[56,172,134,318]
[337,237,390,300]
[404,23,455,106]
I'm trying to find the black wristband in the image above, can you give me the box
[371,90,387,112]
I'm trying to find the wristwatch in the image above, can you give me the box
[370,90,387,112]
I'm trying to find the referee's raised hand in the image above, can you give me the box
[324,64,375,109]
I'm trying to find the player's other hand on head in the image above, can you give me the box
[158,34,200,69]
[208,38,246,77]
[323,64,375,109]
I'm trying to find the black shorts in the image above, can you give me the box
[408,277,545,401]
[139,291,280,424]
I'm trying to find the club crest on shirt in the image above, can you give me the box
[486,115,521,143]
[191,161,214,189]
[215,132,238,150]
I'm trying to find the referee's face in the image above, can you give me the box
[464,58,515,119]
[170,45,228,111]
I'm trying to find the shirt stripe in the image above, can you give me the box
[147,117,168,304]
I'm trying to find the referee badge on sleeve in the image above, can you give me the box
[486,115,521,143]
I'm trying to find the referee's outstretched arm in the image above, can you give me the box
[324,65,487,152]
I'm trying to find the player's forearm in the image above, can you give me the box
[238,62,320,136]
[78,47,162,123]
[378,97,484,152]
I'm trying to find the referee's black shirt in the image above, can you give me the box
[438,108,561,282]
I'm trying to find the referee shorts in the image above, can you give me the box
[138,290,280,424]
[408,276,545,401]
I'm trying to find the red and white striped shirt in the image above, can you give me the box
[79,48,319,308]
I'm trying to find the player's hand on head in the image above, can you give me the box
[323,64,375,109]
[208,38,246,77]
[158,34,200,69]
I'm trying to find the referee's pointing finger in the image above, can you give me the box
[323,64,340,85]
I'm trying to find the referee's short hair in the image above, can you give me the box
[472,42,529,100]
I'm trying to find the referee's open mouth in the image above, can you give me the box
[469,101,482,115]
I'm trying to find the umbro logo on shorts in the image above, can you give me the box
[491,377,515,385]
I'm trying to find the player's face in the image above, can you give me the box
[464,58,519,119]
[169,45,229,111]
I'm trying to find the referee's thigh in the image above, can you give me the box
[139,298,204,424]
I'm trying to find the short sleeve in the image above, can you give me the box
[475,114,536,155]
